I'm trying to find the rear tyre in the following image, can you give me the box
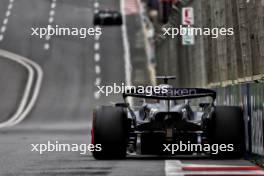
[208,106,245,158]
[92,106,128,159]
[93,15,100,26]
[117,16,123,25]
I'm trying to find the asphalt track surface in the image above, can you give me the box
[0,0,262,175]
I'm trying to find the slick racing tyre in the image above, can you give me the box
[116,16,122,25]
[208,106,245,158]
[92,106,128,159]
[93,15,100,26]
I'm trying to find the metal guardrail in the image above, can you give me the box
[214,82,264,156]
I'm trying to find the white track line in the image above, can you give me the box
[94,34,100,41]
[0,0,14,42]
[1,26,6,33]
[94,2,99,9]
[0,51,34,128]
[3,18,8,25]
[93,0,101,100]
[10,56,43,126]
[165,160,183,176]
[95,65,101,74]
[94,42,100,51]
[0,49,43,128]
[94,77,101,86]
[94,53,100,62]
[121,0,133,105]
[94,91,101,99]
[44,0,57,50]
[121,0,132,86]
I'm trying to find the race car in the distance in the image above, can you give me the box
[91,76,245,159]
[93,10,123,26]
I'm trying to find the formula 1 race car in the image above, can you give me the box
[91,76,245,159]
[93,10,123,26]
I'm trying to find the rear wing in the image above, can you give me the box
[123,88,216,100]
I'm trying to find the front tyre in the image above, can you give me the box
[92,106,128,159]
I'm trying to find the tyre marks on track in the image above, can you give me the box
[0,0,14,42]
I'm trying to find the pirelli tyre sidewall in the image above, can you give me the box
[92,106,128,159]
[208,106,245,158]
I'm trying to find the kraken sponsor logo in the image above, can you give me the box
[160,88,197,96]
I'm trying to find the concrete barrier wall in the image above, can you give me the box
[154,0,264,87]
